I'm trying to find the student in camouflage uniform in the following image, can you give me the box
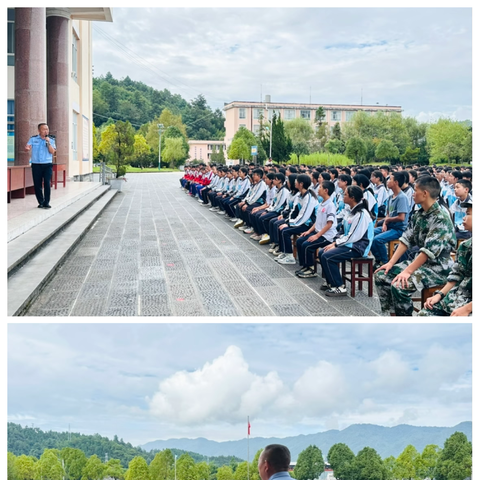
[418,199,472,316]
[374,175,456,316]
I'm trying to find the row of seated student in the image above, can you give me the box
[179,162,472,316]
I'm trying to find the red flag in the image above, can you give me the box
[248,419,251,436]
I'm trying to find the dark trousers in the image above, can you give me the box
[31,163,53,206]
[256,211,280,236]
[296,234,332,267]
[270,218,286,244]
[319,246,360,287]
[224,197,241,217]
[279,224,310,254]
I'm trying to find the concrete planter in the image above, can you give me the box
[109,178,125,191]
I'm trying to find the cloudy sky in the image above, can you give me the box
[91,7,472,123]
[8,323,472,447]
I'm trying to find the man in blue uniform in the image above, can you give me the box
[258,445,293,480]
[25,123,57,208]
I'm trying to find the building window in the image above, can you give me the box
[253,108,263,119]
[345,111,356,121]
[239,108,246,119]
[200,148,203,159]
[7,100,15,132]
[284,109,296,120]
[7,8,15,66]
[72,33,78,82]
[253,124,260,134]
[331,111,341,121]
[300,110,311,120]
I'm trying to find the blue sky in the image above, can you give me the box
[8,323,472,447]
[92,7,472,122]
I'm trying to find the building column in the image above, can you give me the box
[46,8,71,174]
[14,8,47,166]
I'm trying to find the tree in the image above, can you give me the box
[98,120,135,177]
[416,445,440,480]
[434,432,472,480]
[150,450,175,480]
[216,466,234,480]
[176,454,197,480]
[375,139,400,162]
[345,136,367,164]
[81,455,105,480]
[196,462,210,480]
[460,131,472,163]
[162,137,188,169]
[394,445,420,480]
[383,456,395,480]
[351,447,387,480]
[327,443,355,480]
[210,145,226,164]
[325,138,346,154]
[106,459,125,480]
[8,452,17,480]
[158,108,188,137]
[15,454,37,480]
[426,119,470,164]
[228,137,250,163]
[249,449,263,480]
[125,457,151,480]
[331,123,342,141]
[130,134,152,168]
[400,146,420,165]
[60,448,87,480]
[294,445,324,480]
[36,449,64,480]
[315,107,326,126]
[233,462,249,480]
[161,125,189,167]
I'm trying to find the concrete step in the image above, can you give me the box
[8,188,118,316]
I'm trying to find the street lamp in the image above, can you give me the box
[175,454,177,480]
[157,123,164,170]
[265,105,272,159]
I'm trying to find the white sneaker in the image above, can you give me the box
[239,225,249,231]
[243,228,253,234]
[234,220,244,228]
[268,244,278,253]
[209,206,219,211]
[274,253,287,261]
[217,210,225,215]
[252,235,262,241]
[273,248,283,256]
[230,217,238,222]
[278,254,296,264]
[259,234,271,245]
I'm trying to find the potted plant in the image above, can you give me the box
[110,165,128,190]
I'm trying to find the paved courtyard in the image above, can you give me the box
[25,172,383,316]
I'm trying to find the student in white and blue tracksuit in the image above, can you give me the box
[319,185,375,296]
[371,170,389,218]
[223,167,251,218]
[276,174,319,265]
[233,168,267,229]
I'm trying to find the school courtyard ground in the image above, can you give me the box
[16,172,383,316]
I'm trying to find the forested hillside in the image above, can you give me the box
[7,423,241,467]
[93,72,225,140]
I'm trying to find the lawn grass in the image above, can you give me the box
[92,165,181,173]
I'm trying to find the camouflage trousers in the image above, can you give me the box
[417,287,472,316]
[374,266,418,316]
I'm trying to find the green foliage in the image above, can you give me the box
[417,445,440,480]
[434,432,472,480]
[327,443,355,480]
[233,462,248,480]
[262,113,293,163]
[331,123,342,140]
[196,461,210,480]
[288,152,351,166]
[345,136,367,164]
[150,449,175,480]
[125,456,151,480]
[176,454,199,480]
[294,445,324,480]
[36,449,64,480]
[351,447,387,480]
[106,459,126,480]
[163,137,188,169]
[400,146,420,165]
[315,107,326,126]
[228,127,257,161]
[14,454,37,480]
[394,445,420,480]
[249,449,263,480]
[325,138,346,154]
[284,118,315,157]
[8,452,17,480]
[61,448,87,480]
[375,139,400,162]
[210,145,226,164]
[382,456,395,480]
[216,466,234,480]
[81,455,105,480]
[426,119,470,164]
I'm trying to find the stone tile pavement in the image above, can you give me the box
[25,172,383,317]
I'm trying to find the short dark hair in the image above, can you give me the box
[252,168,264,177]
[338,174,352,185]
[392,171,405,186]
[415,175,441,199]
[296,173,312,190]
[38,122,48,129]
[287,166,298,174]
[274,173,286,184]
[322,180,335,196]
[456,179,472,192]
[262,445,291,472]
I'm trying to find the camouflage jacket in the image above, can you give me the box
[446,238,472,299]
[398,201,456,289]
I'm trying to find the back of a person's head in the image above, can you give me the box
[262,445,291,472]
[275,173,286,184]
[353,174,370,189]
[320,172,331,181]
[297,173,312,191]
[253,168,264,177]
[338,174,352,185]
[287,166,298,174]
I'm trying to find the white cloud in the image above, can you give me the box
[367,350,411,393]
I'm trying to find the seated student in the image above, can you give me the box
[370,170,389,218]
[310,171,321,195]
[221,167,251,220]
[211,169,235,210]
[318,185,374,296]
[450,179,472,240]
[244,173,277,237]
[208,168,228,209]
[374,176,456,316]
[418,199,472,316]
[215,167,239,214]
[275,174,318,265]
[295,180,338,278]
[408,169,418,188]
[441,169,460,207]
[233,168,267,230]
[256,173,290,244]
[199,165,219,205]
[370,172,410,269]
[269,174,299,254]
[399,171,415,212]
[352,174,378,218]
